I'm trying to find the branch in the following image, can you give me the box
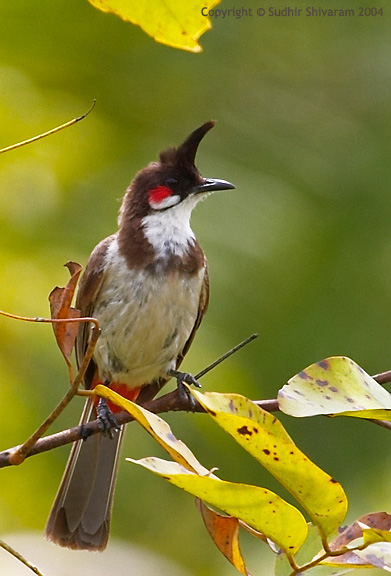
[0,539,45,576]
[0,389,277,469]
[0,101,95,154]
[0,367,390,469]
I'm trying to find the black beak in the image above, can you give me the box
[193,178,235,194]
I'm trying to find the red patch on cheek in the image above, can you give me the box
[149,185,172,205]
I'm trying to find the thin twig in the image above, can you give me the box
[365,418,391,430]
[372,369,391,385]
[195,333,258,379]
[0,539,45,575]
[8,321,100,465]
[0,100,95,154]
[0,393,281,469]
[0,309,98,329]
[1,333,257,466]
[1,332,391,466]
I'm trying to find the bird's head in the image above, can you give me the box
[119,121,235,223]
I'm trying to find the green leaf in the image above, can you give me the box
[190,389,348,538]
[129,457,308,556]
[88,0,220,52]
[279,356,391,419]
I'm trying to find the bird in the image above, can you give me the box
[44,120,235,551]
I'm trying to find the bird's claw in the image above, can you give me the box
[97,398,120,438]
[169,370,201,411]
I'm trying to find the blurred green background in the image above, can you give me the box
[0,1,390,574]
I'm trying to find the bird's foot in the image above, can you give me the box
[169,369,201,411]
[96,397,120,438]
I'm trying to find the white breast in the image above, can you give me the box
[141,195,198,259]
[92,239,205,388]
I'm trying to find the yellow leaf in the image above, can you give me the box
[129,457,308,556]
[88,0,220,52]
[191,389,348,538]
[94,385,209,474]
[363,527,391,545]
[279,356,391,418]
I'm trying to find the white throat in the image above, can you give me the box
[141,195,201,258]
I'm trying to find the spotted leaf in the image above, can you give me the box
[190,389,347,538]
[279,356,391,419]
[128,457,308,556]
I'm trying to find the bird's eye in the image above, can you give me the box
[165,177,179,189]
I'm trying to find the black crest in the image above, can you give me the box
[159,121,216,169]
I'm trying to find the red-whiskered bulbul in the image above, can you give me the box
[45,121,235,551]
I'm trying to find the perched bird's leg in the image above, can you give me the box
[169,369,201,410]
[96,381,120,437]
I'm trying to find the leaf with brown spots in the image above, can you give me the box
[128,456,308,556]
[106,386,307,558]
[331,512,391,548]
[279,356,391,420]
[49,262,82,369]
[320,512,391,569]
[190,389,347,539]
[197,500,249,575]
[99,388,309,560]
[354,542,391,571]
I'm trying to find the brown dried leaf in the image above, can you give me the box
[197,500,249,575]
[49,262,82,365]
[321,512,391,568]
[330,512,391,549]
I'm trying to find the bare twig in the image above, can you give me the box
[195,333,258,379]
[0,390,278,469]
[0,378,390,468]
[0,100,95,154]
[365,418,391,430]
[1,331,391,467]
[0,539,45,575]
[372,369,391,385]
[7,320,100,465]
[0,333,258,466]
[363,369,391,430]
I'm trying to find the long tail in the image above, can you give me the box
[45,400,125,551]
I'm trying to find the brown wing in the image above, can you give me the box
[75,235,114,389]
